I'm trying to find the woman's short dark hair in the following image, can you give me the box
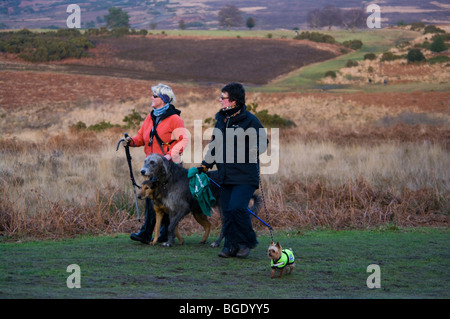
[222,82,245,107]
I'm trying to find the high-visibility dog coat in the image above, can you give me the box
[271,249,295,269]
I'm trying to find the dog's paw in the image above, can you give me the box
[210,242,220,248]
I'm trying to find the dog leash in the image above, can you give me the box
[257,159,274,243]
[207,176,273,234]
[116,133,141,222]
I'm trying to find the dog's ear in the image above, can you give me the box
[162,155,169,178]
[270,241,274,246]
[276,242,281,248]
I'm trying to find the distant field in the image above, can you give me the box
[61,35,340,85]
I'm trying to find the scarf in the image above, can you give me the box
[220,104,243,118]
[152,103,170,117]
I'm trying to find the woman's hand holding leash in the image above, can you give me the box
[116,133,141,222]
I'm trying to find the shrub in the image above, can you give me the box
[432,33,450,41]
[396,40,410,49]
[345,59,358,67]
[410,22,425,31]
[204,117,216,127]
[418,41,430,49]
[424,25,445,35]
[364,53,377,60]
[407,48,426,63]
[56,28,82,37]
[430,36,447,53]
[380,52,404,62]
[87,121,120,132]
[203,103,296,128]
[342,39,363,50]
[324,70,337,78]
[122,109,144,129]
[247,102,296,128]
[294,31,336,44]
[69,121,88,133]
[380,52,394,61]
[110,26,130,37]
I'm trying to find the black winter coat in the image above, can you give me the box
[202,105,268,188]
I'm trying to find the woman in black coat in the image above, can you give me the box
[201,82,267,258]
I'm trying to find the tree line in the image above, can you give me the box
[306,5,367,31]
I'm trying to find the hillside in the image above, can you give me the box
[1,0,449,30]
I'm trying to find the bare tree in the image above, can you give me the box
[320,5,343,30]
[246,17,255,30]
[218,5,244,30]
[343,8,366,31]
[307,9,322,29]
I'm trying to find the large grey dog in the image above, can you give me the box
[140,153,261,247]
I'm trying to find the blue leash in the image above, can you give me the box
[208,177,273,231]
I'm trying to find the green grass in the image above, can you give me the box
[1,228,448,299]
[256,28,423,93]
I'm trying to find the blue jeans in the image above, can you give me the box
[220,184,258,252]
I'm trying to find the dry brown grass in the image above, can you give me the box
[258,177,448,232]
[1,128,448,240]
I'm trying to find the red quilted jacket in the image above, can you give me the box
[130,104,188,163]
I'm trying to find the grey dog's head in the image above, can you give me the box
[140,154,168,181]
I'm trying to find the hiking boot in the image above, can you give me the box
[130,231,151,245]
[236,247,251,258]
[218,248,236,258]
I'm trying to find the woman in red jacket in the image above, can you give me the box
[124,83,189,244]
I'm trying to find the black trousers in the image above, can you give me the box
[220,184,258,252]
[138,198,170,241]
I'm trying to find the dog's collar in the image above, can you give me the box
[148,176,168,190]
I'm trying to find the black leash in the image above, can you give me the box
[207,176,273,233]
[116,133,141,222]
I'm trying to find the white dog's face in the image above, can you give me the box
[140,154,165,178]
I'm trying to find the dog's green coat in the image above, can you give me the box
[271,249,295,269]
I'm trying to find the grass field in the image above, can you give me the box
[1,229,448,299]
